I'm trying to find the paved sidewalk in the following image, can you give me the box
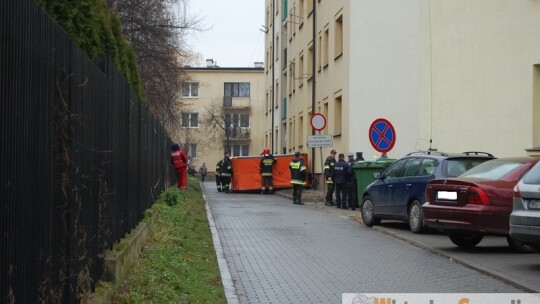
[202,183,524,304]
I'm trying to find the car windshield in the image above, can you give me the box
[444,158,491,177]
[522,162,540,184]
[460,160,524,180]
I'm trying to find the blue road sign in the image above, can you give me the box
[369,118,396,153]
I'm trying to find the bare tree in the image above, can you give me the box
[202,99,251,154]
[106,0,205,126]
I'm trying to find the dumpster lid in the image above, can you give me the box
[353,158,396,168]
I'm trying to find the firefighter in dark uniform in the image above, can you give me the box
[324,149,337,206]
[331,153,350,209]
[220,151,233,193]
[260,148,277,194]
[289,151,306,205]
[347,152,357,210]
[215,159,223,192]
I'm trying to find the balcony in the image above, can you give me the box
[223,96,251,109]
[223,127,251,142]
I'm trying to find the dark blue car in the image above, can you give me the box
[361,151,494,233]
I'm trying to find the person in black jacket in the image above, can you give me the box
[347,152,357,210]
[215,159,223,192]
[220,151,233,193]
[324,149,337,206]
[260,148,277,194]
[289,151,306,205]
[331,153,350,209]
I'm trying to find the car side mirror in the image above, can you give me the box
[373,172,382,179]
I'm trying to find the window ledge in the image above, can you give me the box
[333,133,342,138]
[323,63,329,69]
[334,53,343,61]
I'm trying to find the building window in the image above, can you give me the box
[299,115,304,146]
[226,113,250,128]
[181,82,199,97]
[317,32,322,71]
[323,100,329,135]
[334,96,342,135]
[334,14,343,59]
[299,0,304,28]
[231,145,250,157]
[323,26,329,67]
[282,0,288,21]
[187,144,197,159]
[181,112,199,128]
[307,43,314,79]
[299,52,304,88]
[275,35,280,61]
[224,82,250,97]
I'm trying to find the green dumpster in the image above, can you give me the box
[352,158,396,208]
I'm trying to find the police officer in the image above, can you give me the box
[331,153,350,209]
[260,148,277,194]
[347,152,357,210]
[215,159,223,192]
[289,151,307,205]
[220,151,233,193]
[324,149,337,206]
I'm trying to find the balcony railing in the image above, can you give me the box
[223,127,251,141]
[223,96,251,109]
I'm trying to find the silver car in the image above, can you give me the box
[510,161,540,252]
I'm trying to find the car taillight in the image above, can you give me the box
[467,187,490,205]
[425,186,434,203]
[513,185,521,198]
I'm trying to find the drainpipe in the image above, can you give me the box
[311,0,316,188]
[271,0,275,153]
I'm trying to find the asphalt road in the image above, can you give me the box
[202,183,537,304]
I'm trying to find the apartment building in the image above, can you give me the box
[175,60,265,173]
[264,0,540,179]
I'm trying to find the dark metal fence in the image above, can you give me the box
[0,1,176,303]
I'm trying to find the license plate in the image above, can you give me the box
[529,200,540,210]
[437,191,457,200]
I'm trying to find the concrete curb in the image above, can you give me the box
[87,211,158,304]
[371,226,537,293]
[278,190,537,293]
[202,183,240,304]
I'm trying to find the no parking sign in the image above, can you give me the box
[369,118,396,153]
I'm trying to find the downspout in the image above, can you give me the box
[271,0,275,153]
[311,0,316,187]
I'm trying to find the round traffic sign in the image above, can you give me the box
[369,118,396,153]
[311,113,327,131]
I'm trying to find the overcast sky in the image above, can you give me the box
[185,0,266,68]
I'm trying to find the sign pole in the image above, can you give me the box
[309,113,328,192]
[319,130,325,196]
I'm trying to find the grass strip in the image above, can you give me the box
[111,178,226,304]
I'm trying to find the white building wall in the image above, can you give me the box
[420,0,539,157]
[349,0,421,159]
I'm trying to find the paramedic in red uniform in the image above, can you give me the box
[171,143,188,189]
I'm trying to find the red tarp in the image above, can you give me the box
[231,153,310,192]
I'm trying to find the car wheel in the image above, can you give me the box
[361,196,381,227]
[506,236,535,253]
[448,232,483,249]
[408,200,425,234]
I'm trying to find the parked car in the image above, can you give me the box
[361,151,494,233]
[510,161,540,253]
[423,157,540,252]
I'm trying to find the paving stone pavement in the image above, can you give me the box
[202,183,524,304]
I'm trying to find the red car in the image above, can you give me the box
[422,157,539,252]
